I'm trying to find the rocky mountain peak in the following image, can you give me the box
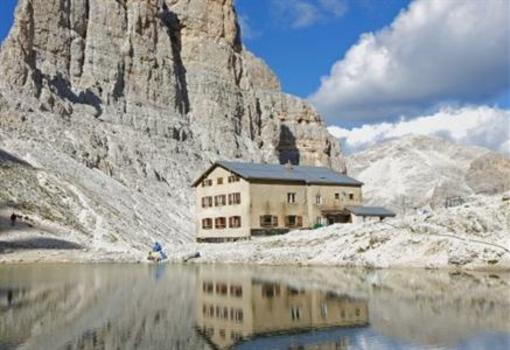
[347,135,510,212]
[0,0,345,247]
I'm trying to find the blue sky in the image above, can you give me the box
[235,0,411,100]
[0,0,509,153]
[0,0,16,43]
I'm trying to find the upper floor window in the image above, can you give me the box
[214,195,226,207]
[201,196,213,208]
[285,215,303,228]
[228,175,240,183]
[230,285,243,297]
[229,216,242,228]
[349,193,355,200]
[202,179,213,187]
[260,215,278,228]
[216,283,228,295]
[334,193,340,200]
[215,217,226,229]
[217,177,224,185]
[315,194,322,205]
[202,281,214,293]
[287,193,296,204]
[202,218,213,230]
[228,192,241,205]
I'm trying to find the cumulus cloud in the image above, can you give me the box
[310,0,510,121]
[328,106,510,155]
[271,0,348,29]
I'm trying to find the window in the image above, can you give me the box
[315,194,322,205]
[228,175,240,183]
[202,218,213,230]
[214,195,226,207]
[262,284,281,298]
[285,215,303,228]
[203,304,215,318]
[216,283,228,295]
[202,281,214,293]
[228,192,241,205]
[202,179,213,187]
[215,217,226,229]
[217,177,224,185]
[340,310,345,319]
[291,306,301,321]
[349,193,355,200]
[231,332,243,341]
[355,308,361,317]
[321,304,328,318]
[260,215,278,228]
[231,308,244,323]
[216,306,228,319]
[287,193,296,203]
[335,193,340,200]
[229,216,241,228]
[230,285,243,297]
[201,196,213,208]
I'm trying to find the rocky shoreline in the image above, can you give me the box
[1,194,508,271]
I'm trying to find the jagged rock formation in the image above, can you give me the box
[347,135,510,212]
[0,0,344,251]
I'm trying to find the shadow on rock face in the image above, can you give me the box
[0,149,32,167]
[0,237,82,252]
[278,124,300,165]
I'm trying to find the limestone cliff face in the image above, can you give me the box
[0,0,344,247]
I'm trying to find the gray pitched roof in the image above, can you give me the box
[346,206,396,217]
[193,161,363,186]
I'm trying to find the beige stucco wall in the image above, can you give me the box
[249,182,309,228]
[250,182,363,229]
[195,167,251,240]
[306,184,363,225]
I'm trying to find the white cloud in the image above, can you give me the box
[271,0,348,29]
[238,15,260,40]
[328,106,510,155]
[319,0,348,17]
[310,0,510,121]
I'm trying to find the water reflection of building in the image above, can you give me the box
[196,270,369,349]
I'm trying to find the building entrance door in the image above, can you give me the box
[326,214,351,225]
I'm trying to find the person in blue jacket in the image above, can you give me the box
[152,241,167,261]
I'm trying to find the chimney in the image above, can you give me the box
[285,160,293,171]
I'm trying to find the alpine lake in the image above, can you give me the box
[1,264,509,350]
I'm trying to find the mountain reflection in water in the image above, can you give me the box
[0,264,509,350]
